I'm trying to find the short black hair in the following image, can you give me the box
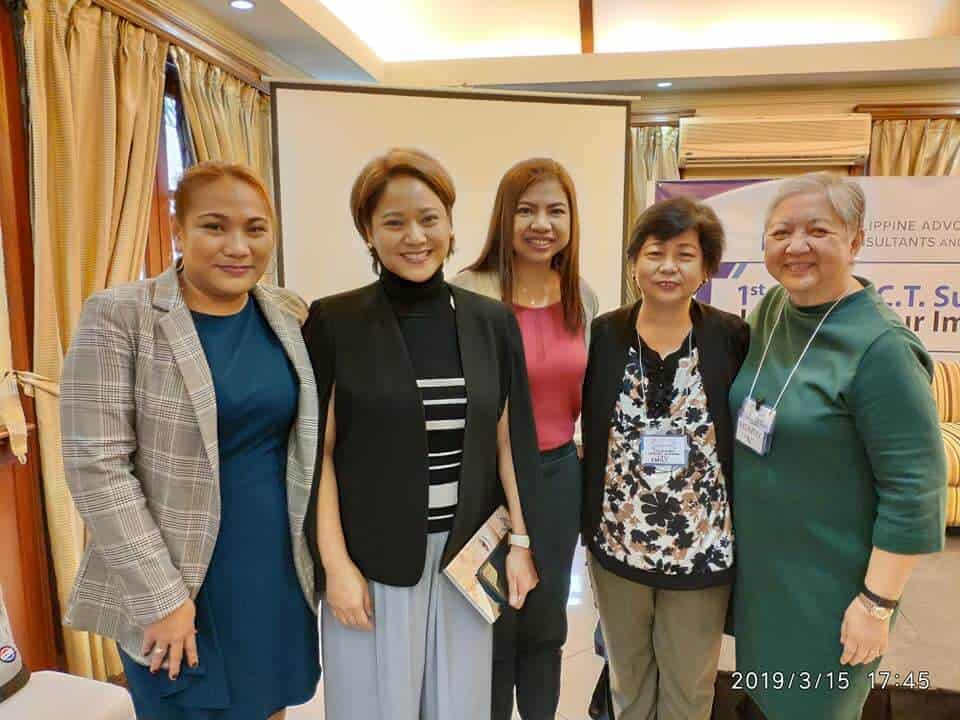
[626,197,725,278]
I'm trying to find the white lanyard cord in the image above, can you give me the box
[747,294,845,412]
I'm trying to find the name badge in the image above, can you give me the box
[674,357,692,387]
[640,434,689,469]
[736,398,776,456]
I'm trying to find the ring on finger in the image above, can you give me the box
[152,646,167,656]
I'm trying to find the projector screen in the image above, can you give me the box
[271,83,630,312]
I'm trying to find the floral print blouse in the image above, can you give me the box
[590,335,734,589]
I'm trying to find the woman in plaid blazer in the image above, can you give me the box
[60,162,320,720]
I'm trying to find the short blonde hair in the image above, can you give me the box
[173,161,275,226]
[350,148,456,272]
[765,172,866,234]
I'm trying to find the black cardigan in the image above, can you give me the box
[581,299,750,547]
[302,281,541,589]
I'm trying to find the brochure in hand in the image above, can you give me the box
[442,505,511,623]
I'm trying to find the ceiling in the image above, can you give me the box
[318,0,580,62]
[193,0,960,91]
[191,0,373,81]
[592,0,960,55]
[315,0,960,63]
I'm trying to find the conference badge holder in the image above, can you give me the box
[640,433,690,469]
[735,293,845,456]
[736,398,776,456]
[634,330,694,471]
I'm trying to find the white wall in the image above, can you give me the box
[273,85,629,312]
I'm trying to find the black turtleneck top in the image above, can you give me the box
[303,267,544,588]
[380,267,464,533]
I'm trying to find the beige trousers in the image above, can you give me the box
[588,554,730,720]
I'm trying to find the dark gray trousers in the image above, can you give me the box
[492,442,582,720]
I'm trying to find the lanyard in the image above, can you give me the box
[746,293,845,412]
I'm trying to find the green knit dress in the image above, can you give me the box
[729,280,946,719]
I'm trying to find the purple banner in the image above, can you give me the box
[655,179,764,203]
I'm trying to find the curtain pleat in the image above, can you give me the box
[170,46,275,280]
[625,126,680,301]
[869,118,960,176]
[0,221,30,464]
[24,0,167,678]
[170,44,271,181]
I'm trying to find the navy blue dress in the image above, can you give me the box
[121,296,320,719]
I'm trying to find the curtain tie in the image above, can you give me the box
[0,369,59,463]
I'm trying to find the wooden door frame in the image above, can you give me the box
[146,88,173,277]
[0,0,59,670]
[145,62,182,278]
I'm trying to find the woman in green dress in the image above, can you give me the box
[729,173,946,719]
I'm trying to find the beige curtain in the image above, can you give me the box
[0,223,28,464]
[0,220,56,465]
[170,46,271,174]
[24,0,168,679]
[170,46,276,280]
[625,125,680,301]
[869,118,960,176]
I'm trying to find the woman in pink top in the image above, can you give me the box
[453,158,598,720]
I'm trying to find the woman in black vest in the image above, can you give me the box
[582,197,749,720]
[303,148,540,720]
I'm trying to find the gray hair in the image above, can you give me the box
[764,173,866,234]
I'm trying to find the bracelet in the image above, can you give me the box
[861,585,898,609]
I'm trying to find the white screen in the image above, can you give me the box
[272,84,629,313]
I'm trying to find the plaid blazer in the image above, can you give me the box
[60,265,319,661]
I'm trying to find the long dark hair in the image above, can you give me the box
[466,158,584,333]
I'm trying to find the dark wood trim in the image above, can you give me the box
[631,108,696,128]
[0,0,59,671]
[270,86,284,287]
[622,111,630,303]
[146,148,167,278]
[146,207,163,278]
[93,0,269,93]
[268,83,633,291]
[146,65,182,277]
[0,4,31,354]
[269,81,635,108]
[146,87,174,277]
[579,0,594,54]
[854,103,960,121]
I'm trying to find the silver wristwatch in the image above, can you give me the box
[508,533,531,549]
[858,593,894,621]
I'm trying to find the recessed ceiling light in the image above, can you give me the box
[229,0,254,10]
[657,81,673,88]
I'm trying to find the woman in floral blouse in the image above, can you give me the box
[581,197,749,720]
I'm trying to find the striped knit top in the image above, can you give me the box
[381,267,465,533]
